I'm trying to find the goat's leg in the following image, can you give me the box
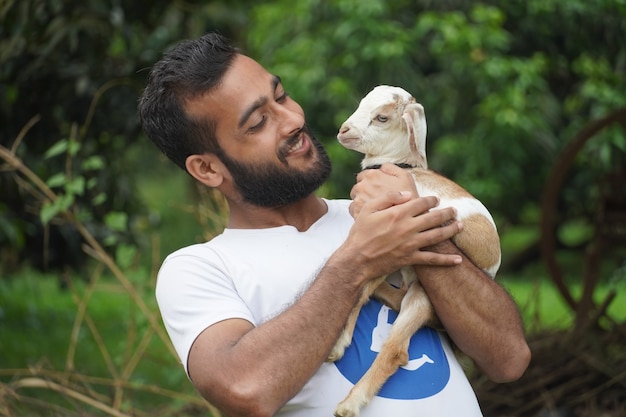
[372,281,408,312]
[334,283,433,417]
[328,275,387,362]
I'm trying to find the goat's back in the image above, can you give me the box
[411,168,501,277]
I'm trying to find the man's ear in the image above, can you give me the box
[185,153,225,187]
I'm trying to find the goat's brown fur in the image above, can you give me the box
[330,85,501,417]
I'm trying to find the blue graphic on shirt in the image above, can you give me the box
[334,299,450,399]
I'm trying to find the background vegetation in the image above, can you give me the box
[1,0,625,416]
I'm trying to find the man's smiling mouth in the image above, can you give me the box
[287,136,305,153]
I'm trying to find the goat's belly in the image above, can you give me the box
[415,183,496,227]
[415,183,501,276]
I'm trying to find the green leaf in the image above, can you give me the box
[44,140,68,159]
[115,243,137,269]
[56,194,75,211]
[40,201,59,225]
[86,178,98,189]
[105,211,128,232]
[68,140,81,156]
[66,177,85,196]
[75,209,93,223]
[103,235,118,247]
[46,173,66,188]
[82,155,105,171]
[39,194,75,225]
[92,192,106,206]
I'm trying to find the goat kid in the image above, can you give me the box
[329,85,501,417]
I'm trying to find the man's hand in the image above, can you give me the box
[337,188,463,283]
[350,163,418,218]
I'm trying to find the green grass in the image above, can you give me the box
[499,267,626,332]
[136,162,206,257]
[0,268,202,416]
[134,152,228,260]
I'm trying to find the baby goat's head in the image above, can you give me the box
[337,85,428,169]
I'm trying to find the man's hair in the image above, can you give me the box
[138,33,240,171]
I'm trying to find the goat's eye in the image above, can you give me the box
[375,115,388,123]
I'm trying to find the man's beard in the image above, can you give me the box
[216,126,332,208]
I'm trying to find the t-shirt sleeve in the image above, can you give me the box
[155,246,254,375]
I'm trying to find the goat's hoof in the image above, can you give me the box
[334,403,358,417]
[327,343,348,362]
[326,349,345,363]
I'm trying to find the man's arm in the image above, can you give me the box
[187,192,464,417]
[416,241,530,381]
[351,164,530,382]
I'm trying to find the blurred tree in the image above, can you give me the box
[0,0,250,273]
[245,0,625,212]
[244,0,626,277]
[2,0,625,276]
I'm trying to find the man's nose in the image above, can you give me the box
[277,103,305,137]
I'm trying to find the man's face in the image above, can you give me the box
[216,123,331,207]
[186,55,331,207]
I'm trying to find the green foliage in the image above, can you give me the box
[3,0,624,270]
[244,0,626,224]
[0,0,251,271]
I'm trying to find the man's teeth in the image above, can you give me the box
[288,138,304,153]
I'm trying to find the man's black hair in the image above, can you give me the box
[138,33,240,171]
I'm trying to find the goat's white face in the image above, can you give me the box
[337,85,428,168]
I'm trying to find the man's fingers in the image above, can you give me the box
[354,190,413,216]
[406,220,464,266]
[413,250,463,266]
[413,219,464,247]
[402,196,443,217]
[410,204,457,229]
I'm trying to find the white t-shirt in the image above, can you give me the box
[156,199,483,417]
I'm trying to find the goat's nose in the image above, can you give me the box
[339,123,350,134]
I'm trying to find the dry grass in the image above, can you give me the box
[472,319,626,417]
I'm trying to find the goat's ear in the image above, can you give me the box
[402,103,427,167]
[402,104,419,156]
[185,153,225,188]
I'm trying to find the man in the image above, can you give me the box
[138,33,530,417]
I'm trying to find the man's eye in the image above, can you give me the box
[276,92,289,103]
[249,116,266,132]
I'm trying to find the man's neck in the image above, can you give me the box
[226,194,328,232]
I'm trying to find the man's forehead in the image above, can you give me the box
[184,55,279,131]
[225,54,274,87]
